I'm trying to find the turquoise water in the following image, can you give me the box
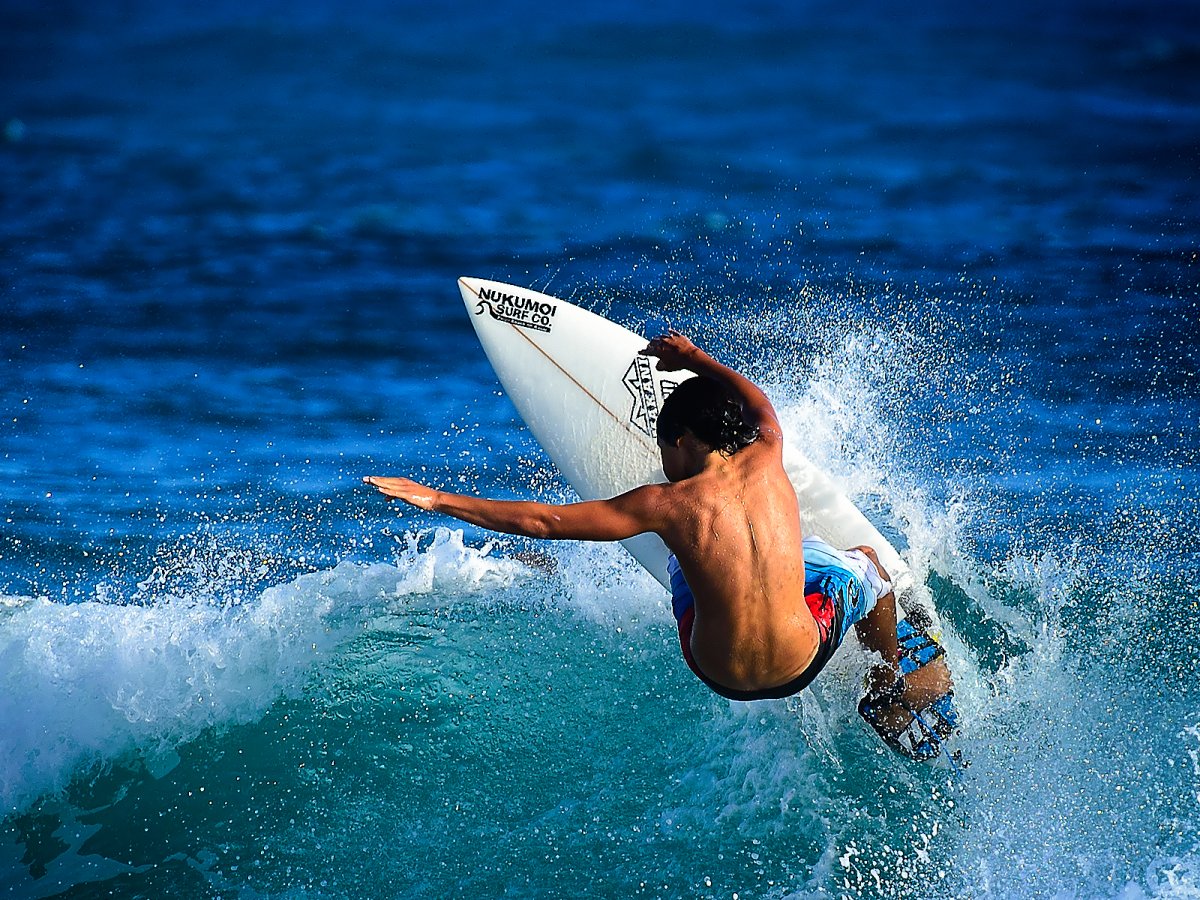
[3,1,1199,896]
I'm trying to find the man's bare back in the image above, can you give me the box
[648,412,817,692]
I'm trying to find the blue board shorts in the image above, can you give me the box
[669,537,890,701]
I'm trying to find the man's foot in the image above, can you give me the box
[858,667,914,744]
[858,677,959,762]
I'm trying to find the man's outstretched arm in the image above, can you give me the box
[641,332,783,442]
[363,476,668,542]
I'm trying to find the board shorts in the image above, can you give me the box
[668,537,891,701]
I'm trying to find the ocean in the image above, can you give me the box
[2,0,1198,897]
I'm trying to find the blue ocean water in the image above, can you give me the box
[2,0,1199,896]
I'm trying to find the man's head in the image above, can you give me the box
[655,376,760,476]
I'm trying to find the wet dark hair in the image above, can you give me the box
[656,377,760,454]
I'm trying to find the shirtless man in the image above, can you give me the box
[365,333,951,745]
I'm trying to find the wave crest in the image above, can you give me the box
[0,527,528,816]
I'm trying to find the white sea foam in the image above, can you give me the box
[0,527,529,816]
[552,537,669,630]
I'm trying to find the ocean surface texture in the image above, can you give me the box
[3,1,1198,897]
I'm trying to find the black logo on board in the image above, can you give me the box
[474,287,558,334]
[623,356,678,438]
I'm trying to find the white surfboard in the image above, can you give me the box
[458,276,911,594]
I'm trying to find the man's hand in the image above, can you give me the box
[363,476,438,511]
[640,330,703,372]
[640,327,784,444]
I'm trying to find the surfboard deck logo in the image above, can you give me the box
[473,285,558,334]
[622,355,678,438]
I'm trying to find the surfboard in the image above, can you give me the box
[457,276,912,595]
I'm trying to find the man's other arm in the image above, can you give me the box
[363,476,669,542]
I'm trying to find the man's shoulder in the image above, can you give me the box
[750,426,785,451]
[617,480,682,514]
[731,432,786,470]
[633,477,703,518]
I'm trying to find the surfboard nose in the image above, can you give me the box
[458,276,482,299]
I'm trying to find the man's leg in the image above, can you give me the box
[850,546,952,722]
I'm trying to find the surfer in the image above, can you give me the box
[365,332,950,745]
